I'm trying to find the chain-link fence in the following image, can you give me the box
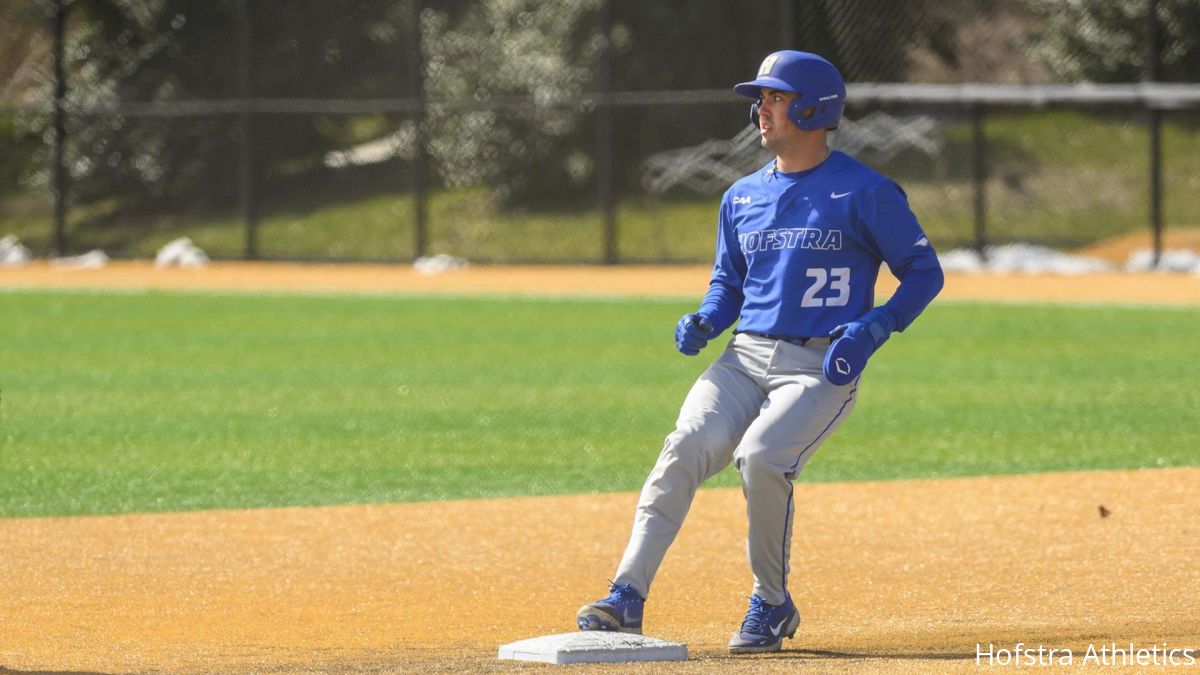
[2,0,1199,264]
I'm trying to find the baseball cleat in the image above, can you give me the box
[576,582,644,634]
[728,594,801,653]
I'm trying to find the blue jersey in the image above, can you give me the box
[699,151,939,338]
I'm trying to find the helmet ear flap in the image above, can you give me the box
[788,97,814,131]
[751,95,829,130]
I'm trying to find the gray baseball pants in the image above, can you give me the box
[613,332,858,606]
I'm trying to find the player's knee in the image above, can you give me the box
[734,446,791,484]
[657,429,723,480]
[668,420,721,450]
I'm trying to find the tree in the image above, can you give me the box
[1,4,50,208]
[33,0,419,215]
[1025,0,1200,82]
[420,0,604,206]
[418,0,950,206]
[22,0,987,228]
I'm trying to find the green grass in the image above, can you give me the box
[0,188,722,263]
[889,110,1200,249]
[2,290,1197,518]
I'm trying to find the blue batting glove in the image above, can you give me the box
[674,313,713,356]
[823,308,896,385]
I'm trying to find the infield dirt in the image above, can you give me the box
[1,260,1198,304]
[2,263,1198,674]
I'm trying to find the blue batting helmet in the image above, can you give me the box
[734,51,846,131]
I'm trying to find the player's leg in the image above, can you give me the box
[738,373,858,604]
[729,341,859,651]
[578,337,770,633]
[613,354,763,593]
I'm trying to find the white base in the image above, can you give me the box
[498,631,688,664]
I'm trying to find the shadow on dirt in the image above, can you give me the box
[791,648,979,661]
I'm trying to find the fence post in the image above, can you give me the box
[779,0,795,49]
[1148,110,1163,268]
[971,103,988,261]
[236,0,258,259]
[1146,0,1163,267]
[409,0,428,260]
[597,0,617,264]
[51,0,68,256]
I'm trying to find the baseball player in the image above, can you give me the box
[576,51,944,653]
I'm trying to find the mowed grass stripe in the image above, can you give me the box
[1,291,1197,517]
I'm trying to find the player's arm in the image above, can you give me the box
[867,180,944,333]
[697,197,746,337]
[823,181,943,384]
[676,197,746,356]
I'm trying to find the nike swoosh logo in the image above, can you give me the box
[769,615,789,636]
[623,608,638,625]
[830,191,852,199]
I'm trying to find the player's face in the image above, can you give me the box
[757,87,803,152]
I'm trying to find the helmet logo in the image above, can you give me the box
[758,54,780,77]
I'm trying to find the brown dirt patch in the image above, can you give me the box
[1,260,1199,304]
[2,469,1198,673]
[2,263,1199,673]
[1077,228,1200,266]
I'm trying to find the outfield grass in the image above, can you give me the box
[1,290,1197,518]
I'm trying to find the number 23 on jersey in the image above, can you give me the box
[801,267,850,307]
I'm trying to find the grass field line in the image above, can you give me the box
[3,283,1200,312]
[0,283,695,304]
[1,463,1189,523]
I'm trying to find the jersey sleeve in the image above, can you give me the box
[859,180,940,278]
[697,194,746,336]
[859,180,943,332]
